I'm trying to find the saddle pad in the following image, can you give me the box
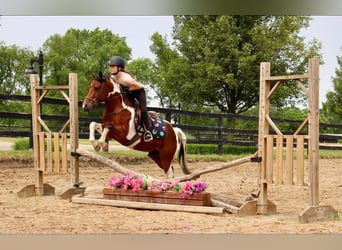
[134,116,167,140]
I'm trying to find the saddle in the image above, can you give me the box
[119,86,166,143]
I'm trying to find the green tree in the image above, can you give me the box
[0,42,35,128]
[150,15,322,114]
[125,57,159,106]
[321,53,342,131]
[41,28,132,119]
[0,42,35,96]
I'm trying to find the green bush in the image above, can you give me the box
[13,139,30,151]
[186,144,257,155]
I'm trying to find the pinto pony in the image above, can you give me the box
[82,72,191,178]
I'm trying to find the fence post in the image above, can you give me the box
[217,115,223,155]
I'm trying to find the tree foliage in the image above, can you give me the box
[40,28,132,118]
[0,42,35,128]
[321,54,342,128]
[0,42,35,96]
[42,28,131,99]
[150,15,322,113]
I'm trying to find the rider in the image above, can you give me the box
[108,56,153,142]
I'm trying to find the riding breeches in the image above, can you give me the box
[129,88,151,129]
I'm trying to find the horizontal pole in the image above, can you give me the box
[72,195,224,214]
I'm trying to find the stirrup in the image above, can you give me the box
[143,131,153,142]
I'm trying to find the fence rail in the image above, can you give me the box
[1,94,342,152]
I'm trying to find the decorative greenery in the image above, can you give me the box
[186,144,257,155]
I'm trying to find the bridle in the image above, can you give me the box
[85,75,127,115]
[84,76,107,107]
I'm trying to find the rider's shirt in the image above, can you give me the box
[111,71,143,91]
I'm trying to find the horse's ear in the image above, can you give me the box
[99,71,103,78]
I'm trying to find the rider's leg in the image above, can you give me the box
[131,88,153,142]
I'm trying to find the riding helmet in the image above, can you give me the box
[108,56,126,68]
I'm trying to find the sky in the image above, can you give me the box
[1,15,342,107]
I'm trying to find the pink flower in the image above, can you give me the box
[131,178,143,191]
[108,174,207,199]
[160,181,169,191]
[181,181,193,195]
[109,176,122,188]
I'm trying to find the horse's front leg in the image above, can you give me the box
[97,126,110,152]
[89,122,106,151]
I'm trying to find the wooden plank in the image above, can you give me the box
[266,135,274,183]
[53,133,60,172]
[285,136,294,185]
[38,133,45,171]
[267,80,282,100]
[294,117,308,135]
[210,193,246,207]
[275,135,283,184]
[264,74,309,81]
[35,85,70,90]
[296,135,305,185]
[210,198,239,214]
[46,133,53,172]
[61,133,68,172]
[266,115,283,135]
[72,195,224,214]
[103,188,211,206]
[295,79,309,96]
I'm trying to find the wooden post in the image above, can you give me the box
[307,58,320,206]
[217,115,223,155]
[299,58,338,223]
[257,62,273,214]
[30,74,44,195]
[69,73,80,187]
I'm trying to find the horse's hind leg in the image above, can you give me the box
[148,150,174,179]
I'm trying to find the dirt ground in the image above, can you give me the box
[0,153,341,234]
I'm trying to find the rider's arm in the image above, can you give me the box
[118,72,144,91]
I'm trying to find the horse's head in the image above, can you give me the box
[82,71,113,112]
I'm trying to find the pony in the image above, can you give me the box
[82,72,191,179]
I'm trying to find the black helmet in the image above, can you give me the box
[108,56,125,68]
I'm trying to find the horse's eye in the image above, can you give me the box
[94,83,102,90]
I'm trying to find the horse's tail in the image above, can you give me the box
[174,127,191,174]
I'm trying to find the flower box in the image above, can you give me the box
[103,188,211,206]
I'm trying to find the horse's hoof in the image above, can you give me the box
[102,143,109,152]
[91,141,101,152]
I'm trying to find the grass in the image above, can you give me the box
[1,137,342,161]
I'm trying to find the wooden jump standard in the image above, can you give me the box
[18,73,83,199]
[257,58,338,223]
